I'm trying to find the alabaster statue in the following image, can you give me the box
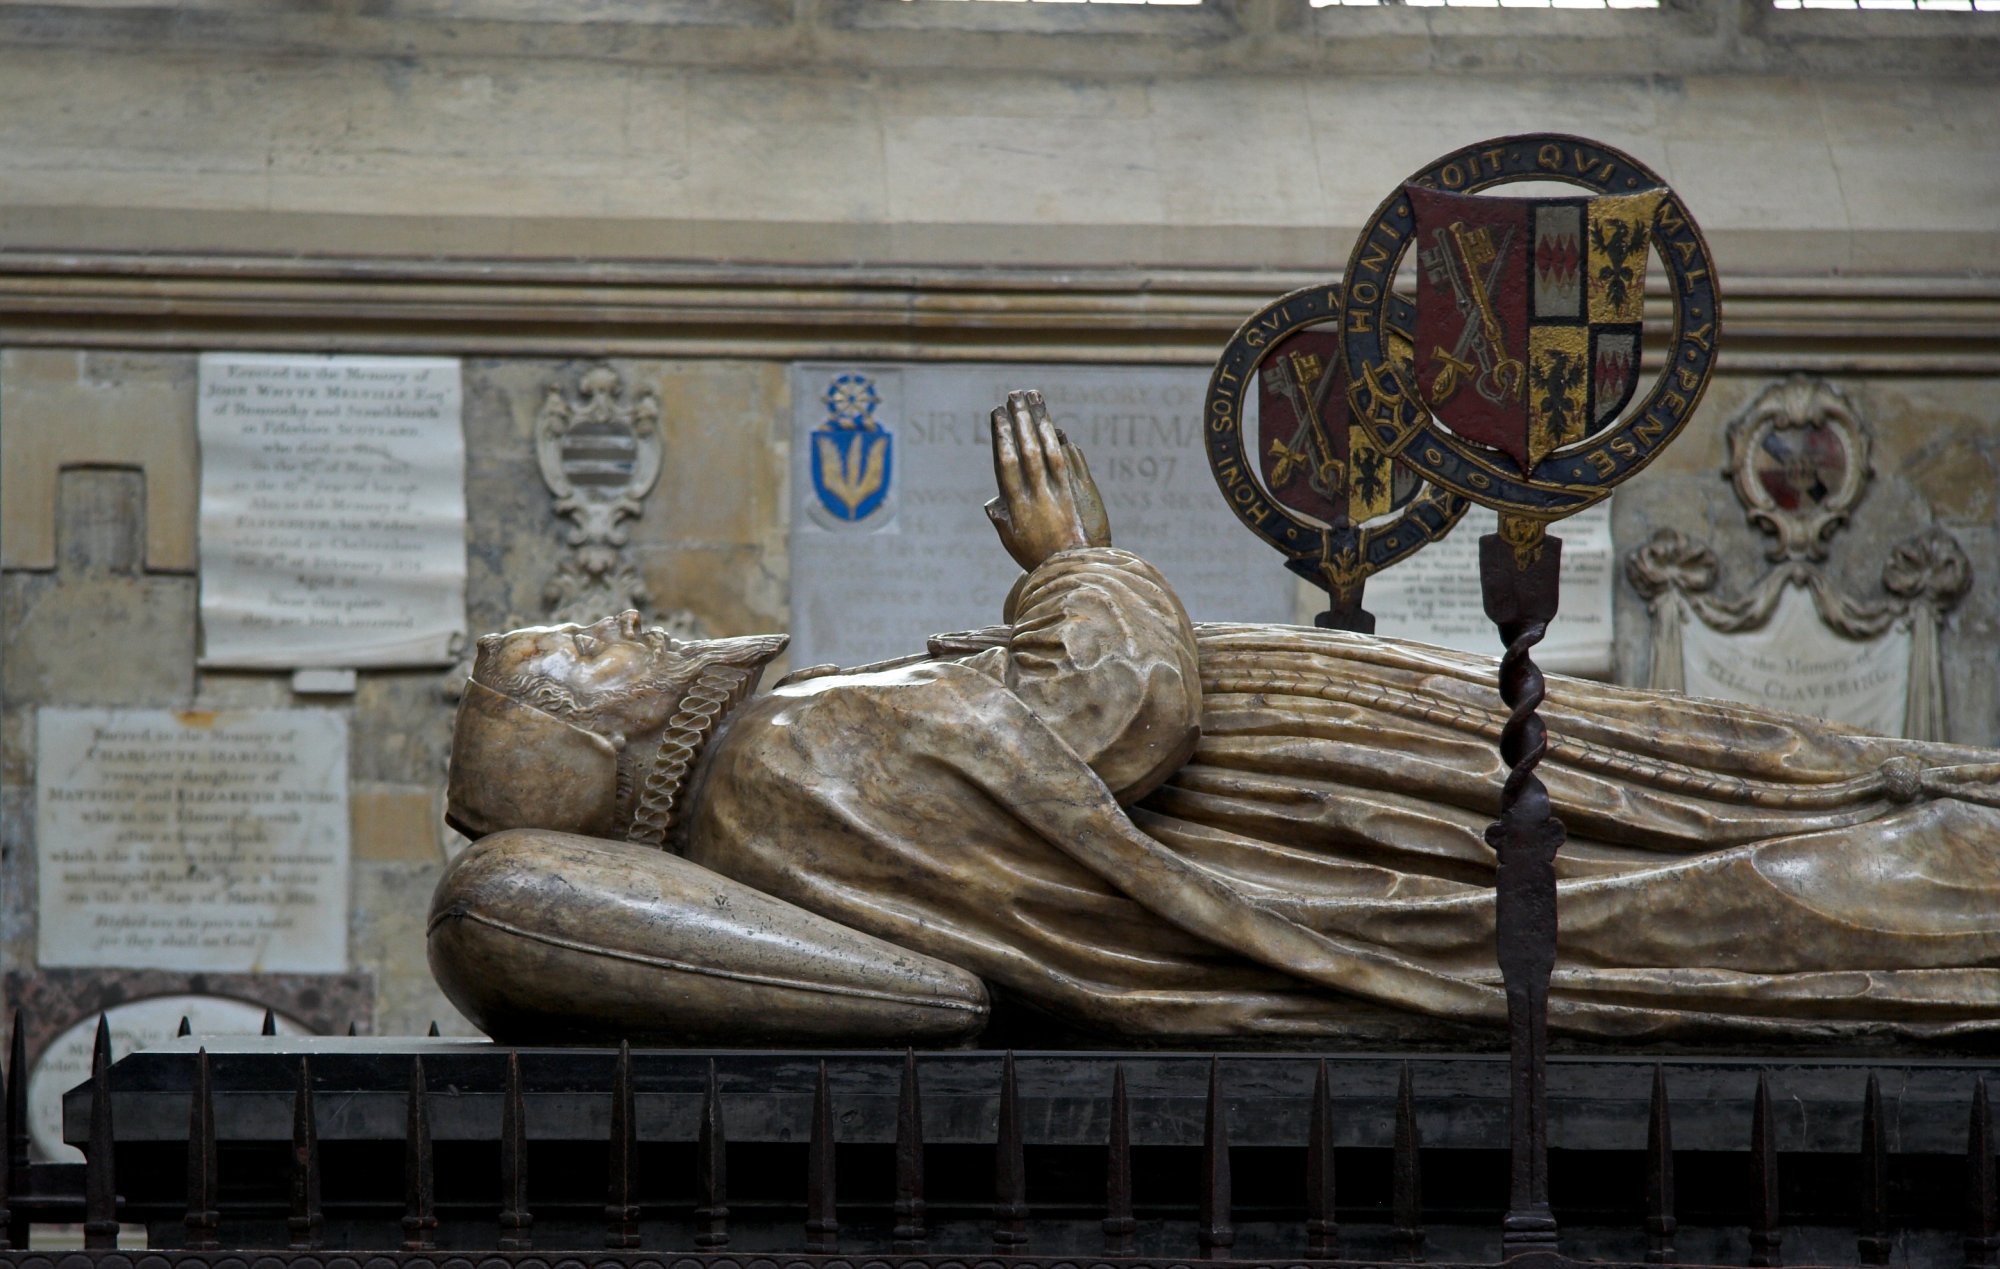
[431,391,2000,1048]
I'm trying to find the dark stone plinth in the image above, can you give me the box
[56,1040,2000,1265]
[67,1038,2000,1151]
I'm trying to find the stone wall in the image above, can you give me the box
[0,0,1994,277]
[2,353,794,1035]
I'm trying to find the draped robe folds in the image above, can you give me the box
[682,547,2000,1042]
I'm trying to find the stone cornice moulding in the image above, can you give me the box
[0,0,1993,76]
[1,252,1998,371]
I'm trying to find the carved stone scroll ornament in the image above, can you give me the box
[1883,526,1974,741]
[535,364,664,625]
[1626,376,1970,740]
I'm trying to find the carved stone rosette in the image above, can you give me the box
[1626,374,1970,740]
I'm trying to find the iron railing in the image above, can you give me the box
[5,1019,2000,1266]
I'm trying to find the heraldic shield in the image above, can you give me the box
[810,371,894,524]
[1256,328,1418,529]
[1408,184,1665,472]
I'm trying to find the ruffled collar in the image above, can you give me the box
[624,660,765,849]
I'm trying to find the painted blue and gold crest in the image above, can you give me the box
[810,372,894,523]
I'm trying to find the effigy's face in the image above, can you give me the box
[487,611,661,698]
[474,610,682,740]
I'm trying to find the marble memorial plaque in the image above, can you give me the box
[198,353,467,668]
[28,995,307,1163]
[1680,584,1910,735]
[789,364,1292,669]
[1366,503,1615,676]
[36,708,351,972]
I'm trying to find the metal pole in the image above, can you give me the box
[1480,524,1565,1259]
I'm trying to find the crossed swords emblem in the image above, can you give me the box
[1419,220,1525,409]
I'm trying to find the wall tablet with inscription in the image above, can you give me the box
[1340,135,1719,524]
[790,363,1292,669]
[1204,285,1468,631]
[197,353,467,670]
[35,707,350,973]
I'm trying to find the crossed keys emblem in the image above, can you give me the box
[1419,220,1525,409]
[1341,134,1719,513]
[1202,283,1468,632]
[1262,347,1346,501]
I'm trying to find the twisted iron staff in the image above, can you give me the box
[1480,526,1566,1259]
